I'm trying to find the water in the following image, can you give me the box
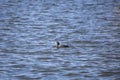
[0,0,120,80]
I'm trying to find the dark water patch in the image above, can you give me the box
[63,72,80,77]
[15,75,41,80]
[99,69,120,77]
[10,64,26,68]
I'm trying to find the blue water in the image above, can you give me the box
[0,0,120,80]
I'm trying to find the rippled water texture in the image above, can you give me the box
[0,0,120,80]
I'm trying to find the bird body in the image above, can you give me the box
[56,42,69,48]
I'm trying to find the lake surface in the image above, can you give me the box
[0,0,120,80]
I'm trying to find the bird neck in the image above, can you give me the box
[57,42,61,47]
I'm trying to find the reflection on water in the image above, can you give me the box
[0,0,120,80]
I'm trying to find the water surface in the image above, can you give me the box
[0,0,120,80]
